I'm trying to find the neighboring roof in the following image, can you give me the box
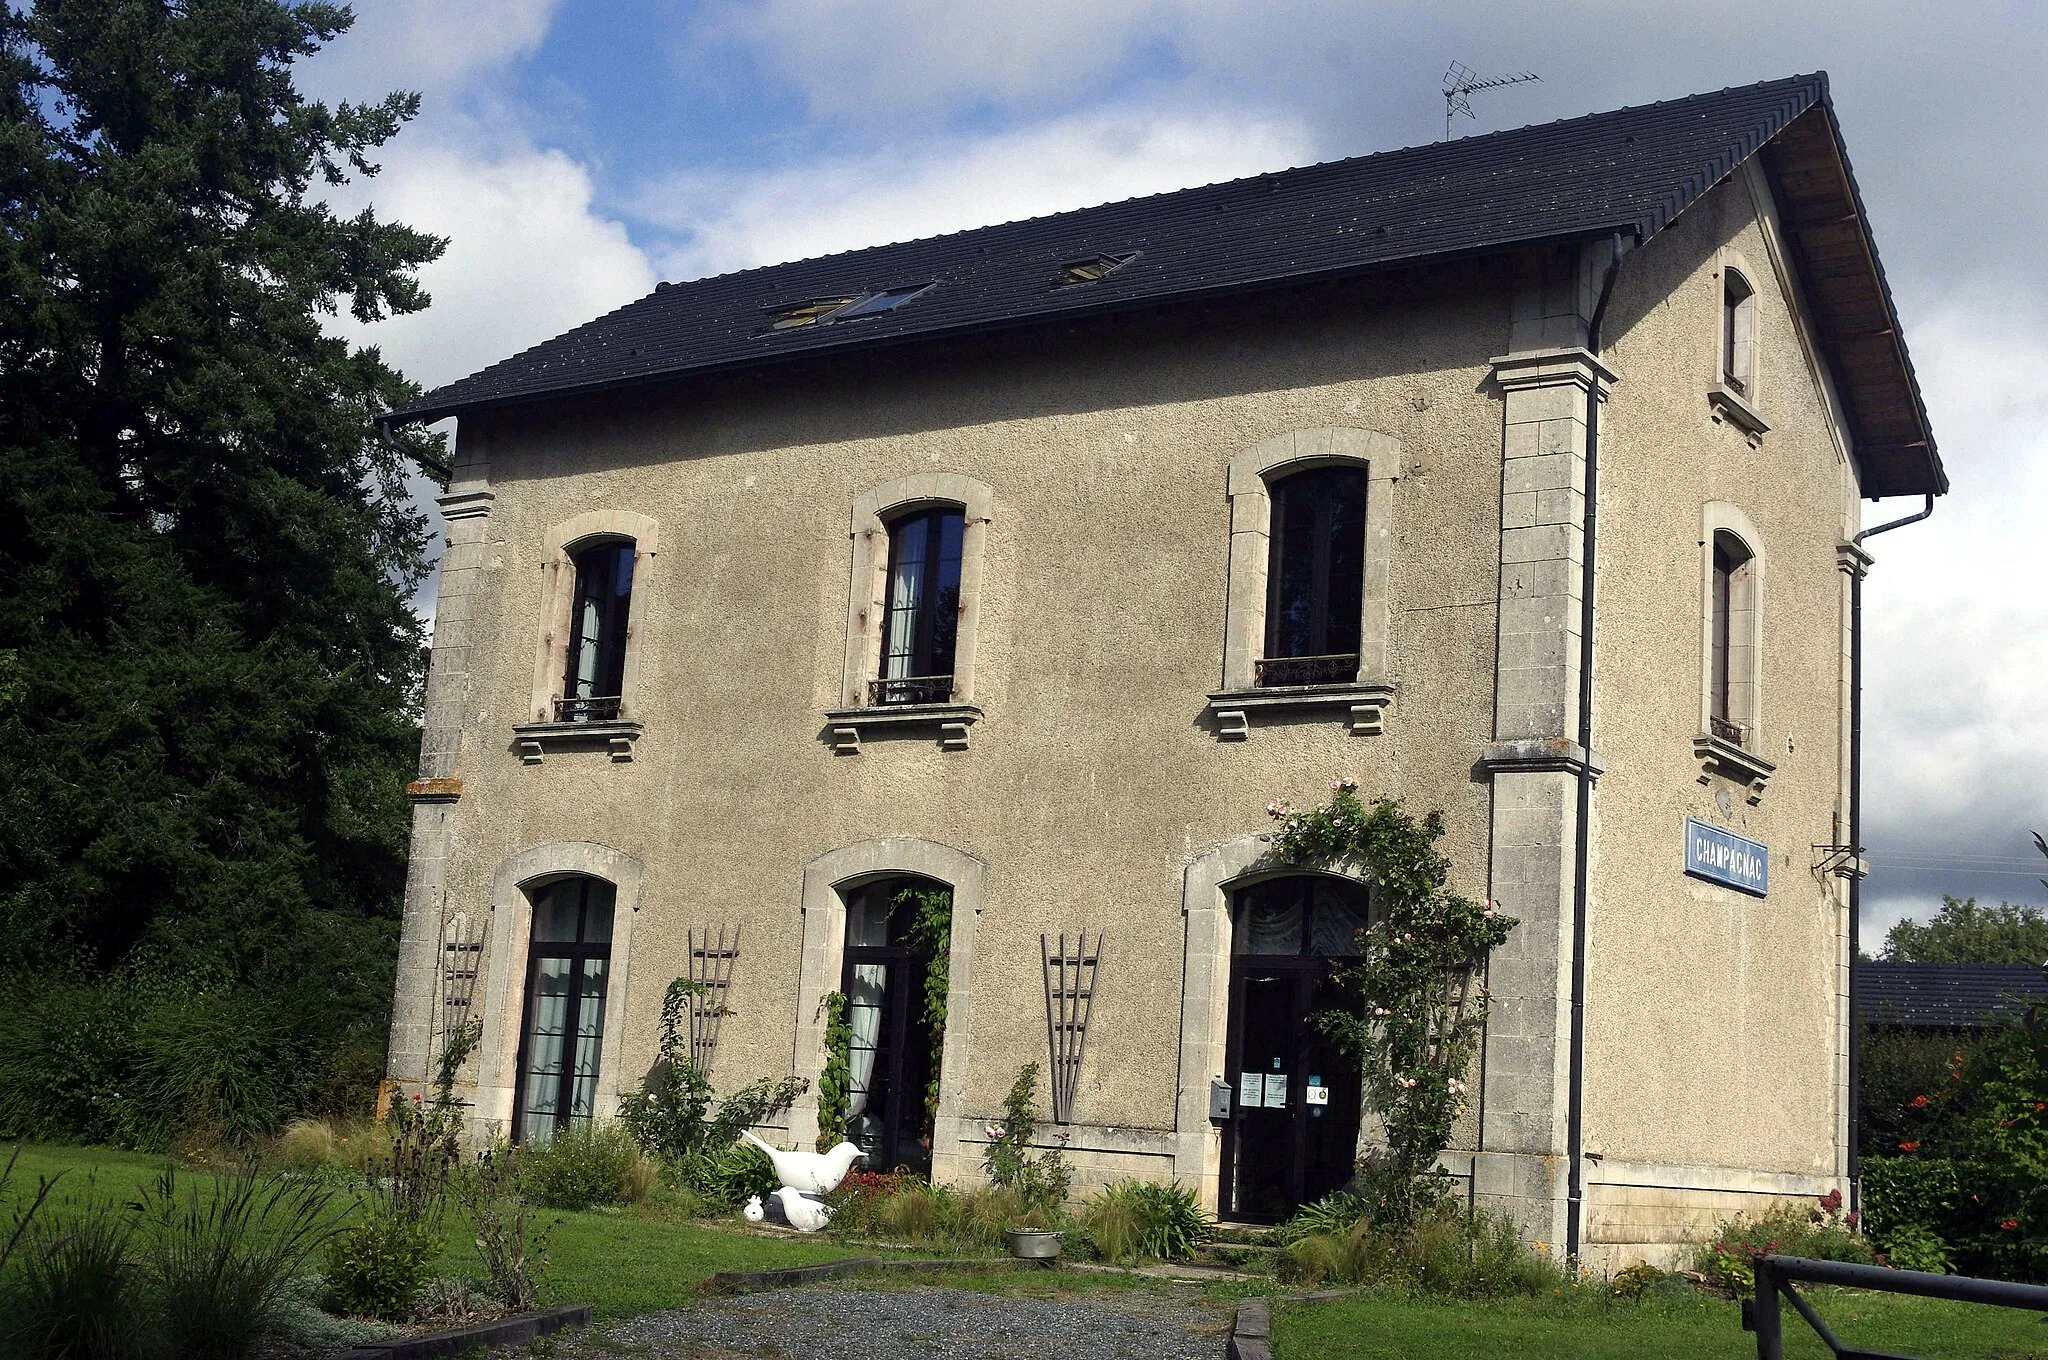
[1857,963,2048,1029]
[398,72,1942,497]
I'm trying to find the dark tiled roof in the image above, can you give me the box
[398,73,1941,496]
[1857,963,2048,1029]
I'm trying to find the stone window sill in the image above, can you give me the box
[1694,731,1775,804]
[1709,384,1770,444]
[1205,683,1393,741]
[825,702,982,754]
[512,719,643,764]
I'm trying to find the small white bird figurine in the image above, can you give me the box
[738,1130,865,1194]
[741,1195,765,1223]
[772,1186,834,1232]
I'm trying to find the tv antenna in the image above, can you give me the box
[1443,61,1541,140]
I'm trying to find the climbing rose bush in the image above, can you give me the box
[1268,782,1516,1228]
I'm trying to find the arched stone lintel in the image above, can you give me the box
[787,837,988,1155]
[545,508,661,557]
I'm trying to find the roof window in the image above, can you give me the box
[1060,252,1137,286]
[768,297,857,331]
[765,283,934,332]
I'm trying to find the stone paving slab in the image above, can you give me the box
[562,1283,1229,1359]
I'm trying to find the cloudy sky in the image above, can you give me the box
[307,1,2048,944]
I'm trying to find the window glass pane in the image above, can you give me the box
[1234,888,1305,955]
[845,883,892,947]
[1311,884,1369,957]
[835,284,930,319]
[929,512,964,676]
[519,956,573,1140]
[567,957,608,1123]
[581,881,617,944]
[531,881,582,942]
[882,516,930,680]
[1266,467,1366,659]
[845,961,888,1146]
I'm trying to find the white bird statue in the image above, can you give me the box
[771,1185,834,1232]
[738,1130,865,1194]
[741,1195,765,1223]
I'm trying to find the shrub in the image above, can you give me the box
[677,1140,778,1213]
[1078,1181,1211,1263]
[617,977,809,1165]
[138,1164,344,1359]
[270,1117,339,1173]
[131,990,306,1149]
[1863,1156,1963,1261]
[269,1276,399,1352]
[2,1199,149,1360]
[1697,1193,1875,1294]
[460,1145,553,1311]
[519,1122,653,1212]
[326,1210,440,1321]
[1273,1191,1368,1246]
[1277,1209,1571,1297]
[1882,1223,1954,1274]
[982,1065,1070,1213]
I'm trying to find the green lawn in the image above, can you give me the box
[0,1142,859,1321]
[1273,1286,2048,1360]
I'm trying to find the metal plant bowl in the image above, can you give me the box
[1005,1228,1065,1260]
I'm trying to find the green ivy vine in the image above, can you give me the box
[897,883,953,1147]
[815,989,851,1152]
[1267,779,1517,1228]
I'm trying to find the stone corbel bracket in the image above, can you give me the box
[510,720,644,764]
[1693,732,1775,805]
[824,703,982,755]
[1205,683,1394,741]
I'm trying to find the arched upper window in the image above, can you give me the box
[513,874,616,1142]
[876,505,965,706]
[560,539,635,722]
[1261,465,1367,687]
[1721,267,1756,396]
[1708,529,1757,746]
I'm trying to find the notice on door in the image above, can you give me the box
[1264,1074,1288,1108]
[1239,1072,1265,1108]
[1306,1079,1329,1106]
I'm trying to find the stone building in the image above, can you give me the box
[383,73,1945,1266]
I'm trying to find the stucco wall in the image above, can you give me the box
[435,262,1513,1160]
[1584,171,1856,1186]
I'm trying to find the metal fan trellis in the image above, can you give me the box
[688,926,741,1073]
[1041,931,1104,1125]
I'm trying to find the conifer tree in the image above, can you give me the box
[0,0,443,1126]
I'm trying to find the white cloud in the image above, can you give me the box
[1859,292,2048,928]
[632,103,1314,280]
[299,0,561,106]
[330,138,657,392]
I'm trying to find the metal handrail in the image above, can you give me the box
[1710,715,1746,745]
[869,674,954,706]
[553,695,622,723]
[1255,652,1359,687]
[1746,1255,2048,1359]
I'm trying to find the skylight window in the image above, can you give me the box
[764,283,934,332]
[768,297,856,331]
[830,283,934,319]
[1060,252,1137,286]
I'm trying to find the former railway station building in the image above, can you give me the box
[384,73,1946,1267]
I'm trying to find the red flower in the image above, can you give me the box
[1898,1140,1921,1151]
[1818,1189,1843,1213]
[1909,1094,1930,1108]
[2002,1220,2020,1231]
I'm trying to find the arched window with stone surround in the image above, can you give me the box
[875,505,966,706]
[1722,266,1757,396]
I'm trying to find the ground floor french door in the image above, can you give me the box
[839,876,946,1173]
[1219,875,1368,1222]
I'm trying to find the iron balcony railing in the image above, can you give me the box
[869,674,954,707]
[1710,715,1746,745]
[553,695,622,723]
[1745,1254,2048,1359]
[1255,653,1359,688]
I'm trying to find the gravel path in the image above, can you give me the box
[586,1283,1228,1359]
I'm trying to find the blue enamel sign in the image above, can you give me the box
[1685,818,1769,897]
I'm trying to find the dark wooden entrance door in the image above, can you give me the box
[1220,875,1369,1222]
